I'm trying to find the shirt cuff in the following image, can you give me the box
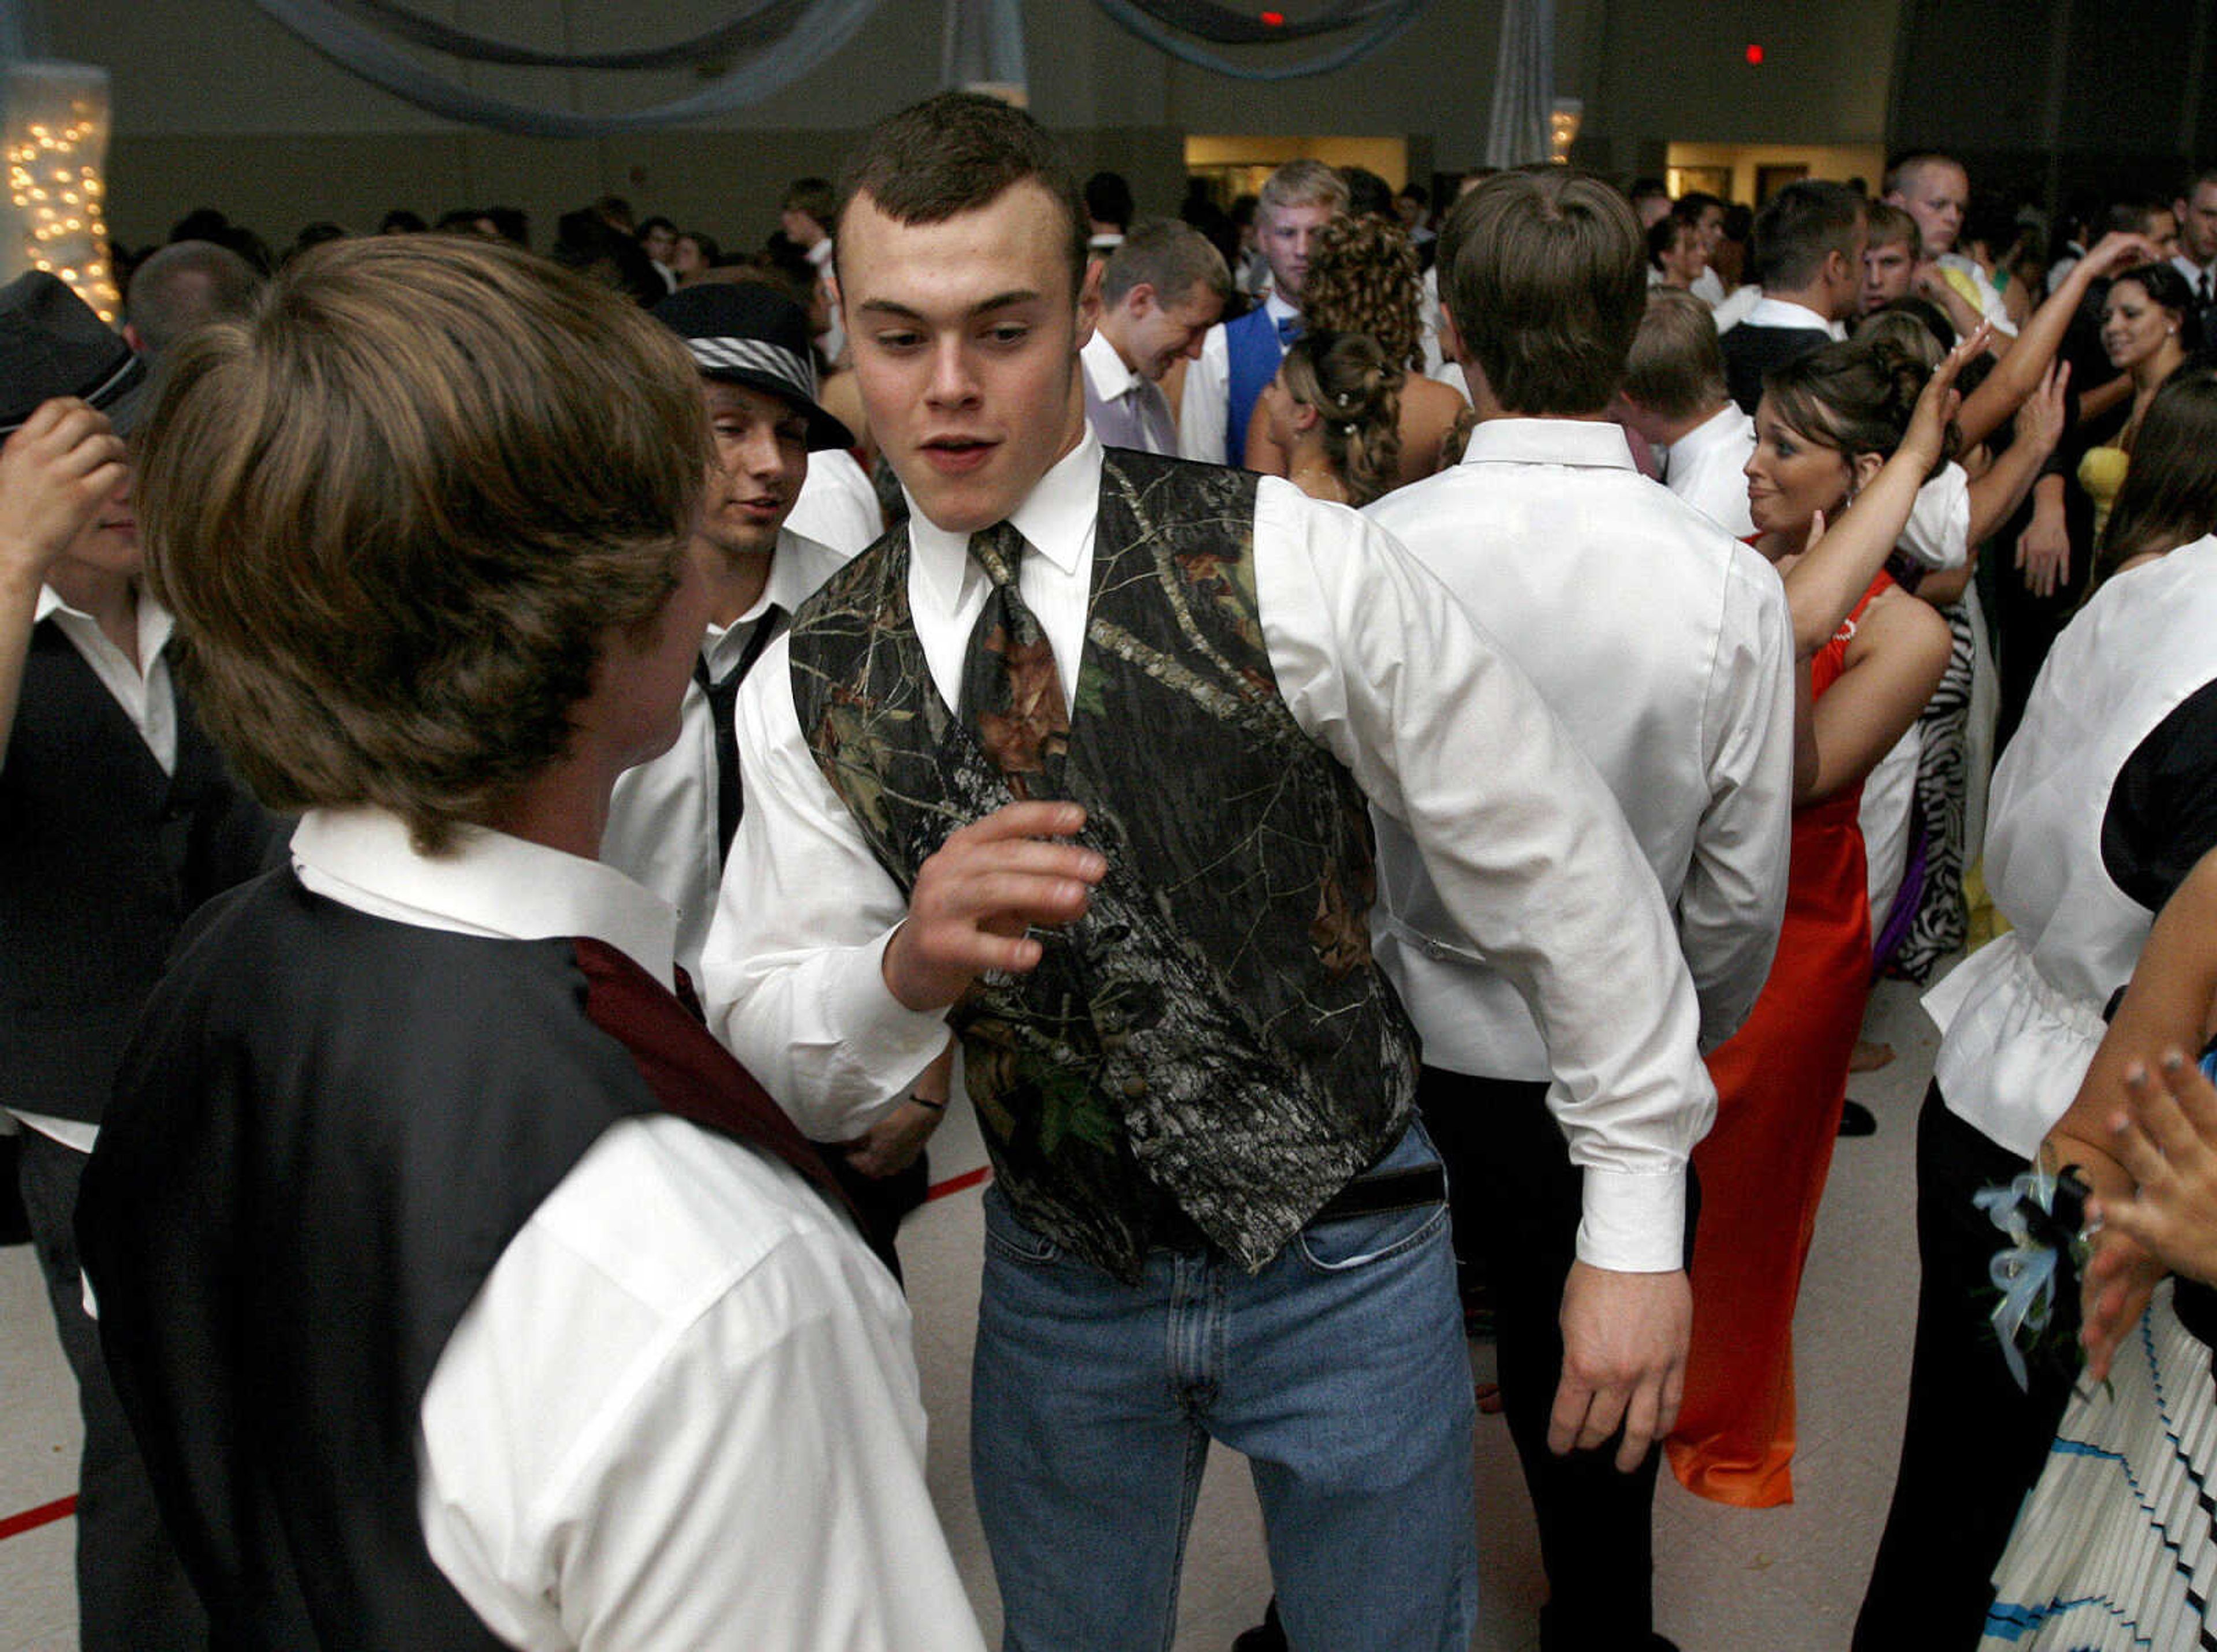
[816,927,954,1134]
[1574,1167,1688,1273]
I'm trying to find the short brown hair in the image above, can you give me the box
[1864,200,1922,256]
[1301,213,1427,371]
[835,91,1088,298]
[136,236,706,853]
[1439,166,1646,415]
[1100,218,1231,309]
[1623,290,1729,421]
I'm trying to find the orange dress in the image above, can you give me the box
[1666,574,1884,1508]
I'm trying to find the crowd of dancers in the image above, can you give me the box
[12,92,2217,1651]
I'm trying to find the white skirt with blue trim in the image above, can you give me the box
[1980,1279,2217,1650]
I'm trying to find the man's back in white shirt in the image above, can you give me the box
[1364,417,1796,1072]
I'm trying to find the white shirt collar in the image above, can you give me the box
[699,527,839,674]
[904,427,1103,617]
[37,581,174,672]
[1460,417,1638,471]
[1747,294,1846,340]
[2173,251,2216,284]
[1671,403,1753,463]
[1264,290,1299,326]
[1080,328,1141,402]
[290,806,677,986]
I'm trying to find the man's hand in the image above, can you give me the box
[1548,1261,1691,1472]
[0,397,126,591]
[841,1097,945,1179]
[882,801,1104,1012]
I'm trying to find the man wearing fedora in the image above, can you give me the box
[603,281,946,1250]
[0,273,279,1647]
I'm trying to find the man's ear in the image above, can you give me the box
[1076,256,1103,349]
[1126,281,1158,319]
[1438,304,1465,368]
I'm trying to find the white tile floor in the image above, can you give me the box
[1,978,1939,1651]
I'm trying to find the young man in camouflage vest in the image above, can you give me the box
[705,92,1717,1650]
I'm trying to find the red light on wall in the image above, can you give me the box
[1260,9,1285,23]
[1745,42,1765,64]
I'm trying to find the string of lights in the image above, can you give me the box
[5,66,115,323]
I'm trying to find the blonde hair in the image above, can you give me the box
[1301,213,1427,371]
[136,235,707,853]
[1282,329,1404,507]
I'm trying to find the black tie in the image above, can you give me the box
[695,604,783,865]
[2201,270,2212,309]
[956,521,1069,800]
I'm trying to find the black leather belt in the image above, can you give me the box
[1311,1162,1447,1223]
[1146,1158,1447,1252]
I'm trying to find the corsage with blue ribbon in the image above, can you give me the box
[1975,1152,2094,1393]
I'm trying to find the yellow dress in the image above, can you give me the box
[2078,445,2129,543]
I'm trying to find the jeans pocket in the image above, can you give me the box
[981,1184,1065,1266]
[1294,1196,1449,1274]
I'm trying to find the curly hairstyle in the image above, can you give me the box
[1299,213,1427,372]
[135,234,706,853]
[1763,336,1957,479]
[1281,329,1405,507]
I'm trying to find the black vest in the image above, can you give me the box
[790,449,1418,1279]
[1,620,278,1121]
[78,873,865,1649]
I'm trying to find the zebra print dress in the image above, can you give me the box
[1889,598,1975,982]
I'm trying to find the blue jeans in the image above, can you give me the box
[972,1123,1479,1651]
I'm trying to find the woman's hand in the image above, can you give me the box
[2013,359,2071,464]
[1899,322,1990,472]
[2090,1051,2217,1290]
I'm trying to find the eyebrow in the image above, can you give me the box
[855,289,1043,322]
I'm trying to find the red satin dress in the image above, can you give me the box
[1666,572,1888,1508]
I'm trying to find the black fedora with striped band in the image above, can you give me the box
[0,271,148,437]
[651,282,853,452]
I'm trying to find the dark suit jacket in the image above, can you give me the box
[1723,322,1835,415]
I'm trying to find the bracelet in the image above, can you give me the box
[907,1094,947,1112]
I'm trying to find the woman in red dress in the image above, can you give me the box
[1667,337,1962,1506]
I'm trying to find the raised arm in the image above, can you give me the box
[1955,232,2157,448]
[0,398,127,766]
[1962,360,2070,550]
[1779,326,1985,657]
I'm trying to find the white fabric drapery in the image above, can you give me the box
[1483,0,1555,169]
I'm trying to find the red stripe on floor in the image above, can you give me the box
[0,1494,74,1541]
[926,1165,991,1201]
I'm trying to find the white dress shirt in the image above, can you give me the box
[602,529,850,980]
[704,430,1717,1271]
[1690,267,1729,308]
[1742,294,1848,342]
[5,586,178,1155]
[1710,282,1763,334]
[1178,290,1296,465]
[786,448,883,557]
[1080,328,1179,454]
[805,234,845,365]
[1365,417,1793,1072]
[1663,402,1757,538]
[289,807,984,1652]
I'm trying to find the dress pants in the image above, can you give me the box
[1854,1084,2080,1650]
[20,1129,209,1651]
[1419,1064,1686,1652]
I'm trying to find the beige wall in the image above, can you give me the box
[50,0,1906,248]
[1666,142,1888,207]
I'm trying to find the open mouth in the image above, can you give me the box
[921,435,997,473]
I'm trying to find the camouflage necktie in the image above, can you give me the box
[957,520,1070,800]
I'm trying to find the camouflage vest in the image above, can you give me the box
[789,449,1416,1278]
